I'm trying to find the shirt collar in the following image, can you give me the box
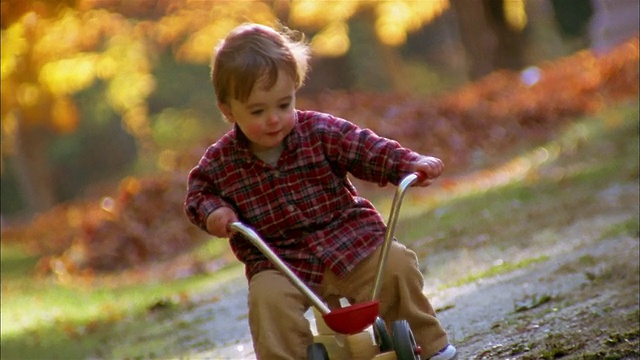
[231,124,253,162]
[284,111,300,152]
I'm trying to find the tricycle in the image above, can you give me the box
[229,172,426,360]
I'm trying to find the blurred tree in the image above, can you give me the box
[287,0,450,93]
[1,0,452,219]
[1,1,158,216]
[450,0,528,80]
[1,0,535,219]
[550,0,593,39]
[0,0,270,218]
[549,0,593,51]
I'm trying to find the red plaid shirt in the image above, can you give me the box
[185,110,425,286]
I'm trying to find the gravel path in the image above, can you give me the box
[105,182,638,360]
[183,194,639,359]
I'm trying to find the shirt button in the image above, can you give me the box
[288,205,296,211]
[317,246,324,252]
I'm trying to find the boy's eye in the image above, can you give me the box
[279,102,291,109]
[250,109,264,116]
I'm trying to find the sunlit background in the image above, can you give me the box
[3,0,637,222]
[1,0,638,287]
[1,1,638,358]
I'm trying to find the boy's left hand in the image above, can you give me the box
[412,156,444,187]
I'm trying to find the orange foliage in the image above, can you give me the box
[2,3,150,146]
[3,37,636,282]
[301,37,638,173]
[1,0,470,173]
[0,172,203,282]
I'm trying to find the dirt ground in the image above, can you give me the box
[432,202,640,359]
[102,108,640,359]
[105,181,638,360]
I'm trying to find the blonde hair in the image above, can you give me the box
[211,23,311,104]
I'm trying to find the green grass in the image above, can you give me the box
[447,255,550,289]
[1,242,242,360]
[411,102,636,241]
[386,100,639,284]
[1,100,638,359]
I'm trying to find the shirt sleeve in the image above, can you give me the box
[317,113,425,186]
[184,147,234,233]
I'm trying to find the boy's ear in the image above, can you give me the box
[218,101,235,122]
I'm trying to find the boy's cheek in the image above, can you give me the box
[241,122,263,137]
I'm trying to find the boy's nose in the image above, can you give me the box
[266,113,279,124]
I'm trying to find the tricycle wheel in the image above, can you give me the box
[373,317,393,352]
[391,320,421,360]
[307,343,330,360]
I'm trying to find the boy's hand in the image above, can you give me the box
[206,207,238,238]
[412,156,444,187]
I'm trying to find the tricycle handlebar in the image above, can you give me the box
[370,172,424,301]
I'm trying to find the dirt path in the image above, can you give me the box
[117,181,637,360]
[103,106,640,359]
[434,212,639,359]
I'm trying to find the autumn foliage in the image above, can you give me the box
[301,38,638,172]
[4,37,638,281]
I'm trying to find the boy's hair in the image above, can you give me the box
[211,23,311,104]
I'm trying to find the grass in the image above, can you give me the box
[447,255,550,289]
[1,242,242,359]
[387,100,639,285]
[1,100,638,359]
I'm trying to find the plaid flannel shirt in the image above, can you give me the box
[184,110,425,286]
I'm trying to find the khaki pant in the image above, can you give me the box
[248,241,449,359]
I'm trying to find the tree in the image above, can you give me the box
[2,0,531,219]
[0,1,277,217]
[1,0,453,219]
[450,0,528,80]
[1,2,161,216]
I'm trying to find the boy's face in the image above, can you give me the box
[219,70,297,152]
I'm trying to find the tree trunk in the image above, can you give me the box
[483,0,526,71]
[347,11,405,93]
[450,0,498,80]
[10,113,57,218]
[451,0,527,80]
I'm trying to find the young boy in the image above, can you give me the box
[184,23,457,360]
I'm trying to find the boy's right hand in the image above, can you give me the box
[206,207,238,238]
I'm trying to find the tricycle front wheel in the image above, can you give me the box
[307,342,330,360]
[391,320,421,360]
[374,316,393,352]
